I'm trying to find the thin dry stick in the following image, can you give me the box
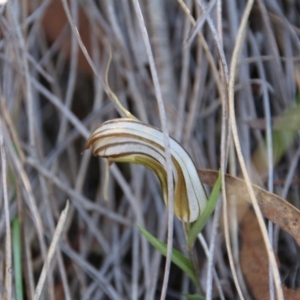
[0,126,12,300]
[250,29,275,300]
[2,122,48,276]
[34,201,70,300]
[196,0,229,81]
[205,2,230,299]
[30,77,89,137]
[56,0,79,144]
[38,172,72,300]
[109,164,151,288]
[61,0,136,120]
[182,40,207,148]
[197,234,225,300]
[101,1,149,122]
[60,243,121,300]
[23,216,35,299]
[228,1,284,299]
[186,0,217,47]
[110,164,145,226]
[7,0,35,153]
[146,202,168,300]
[33,55,73,298]
[223,0,251,297]
[177,0,223,96]
[147,0,176,110]
[262,2,300,48]
[281,146,300,199]
[257,0,288,105]
[104,46,138,121]
[25,157,130,225]
[175,0,191,141]
[0,100,25,163]
[131,1,174,299]
[193,1,245,298]
[131,227,139,300]
[4,5,50,292]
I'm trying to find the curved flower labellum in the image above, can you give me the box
[84,118,207,223]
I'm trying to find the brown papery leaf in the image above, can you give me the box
[240,210,300,299]
[198,169,300,246]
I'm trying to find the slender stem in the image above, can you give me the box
[228,0,284,299]
[131,2,175,299]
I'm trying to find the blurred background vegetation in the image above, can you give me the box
[0,0,299,299]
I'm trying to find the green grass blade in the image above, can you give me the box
[183,293,205,300]
[137,224,197,285]
[252,98,299,174]
[273,98,300,131]
[187,170,222,247]
[13,217,23,300]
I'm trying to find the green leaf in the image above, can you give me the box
[252,98,300,174]
[13,217,24,300]
[137,224,198,285]
[273,100,300,131]
[187,170,222,247]
[183,293,206,300]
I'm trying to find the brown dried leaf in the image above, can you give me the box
[240,210,270,299]
[240,210,300,300]
[198,169,300,246]
[39,0,102,74]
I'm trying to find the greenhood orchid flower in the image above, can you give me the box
[85,118,207,223]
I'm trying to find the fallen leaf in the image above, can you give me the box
[198,169,300,246]
[240,210,270,299]
[240,210,300,299]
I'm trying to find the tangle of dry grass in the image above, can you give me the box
[0,0,299,299]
